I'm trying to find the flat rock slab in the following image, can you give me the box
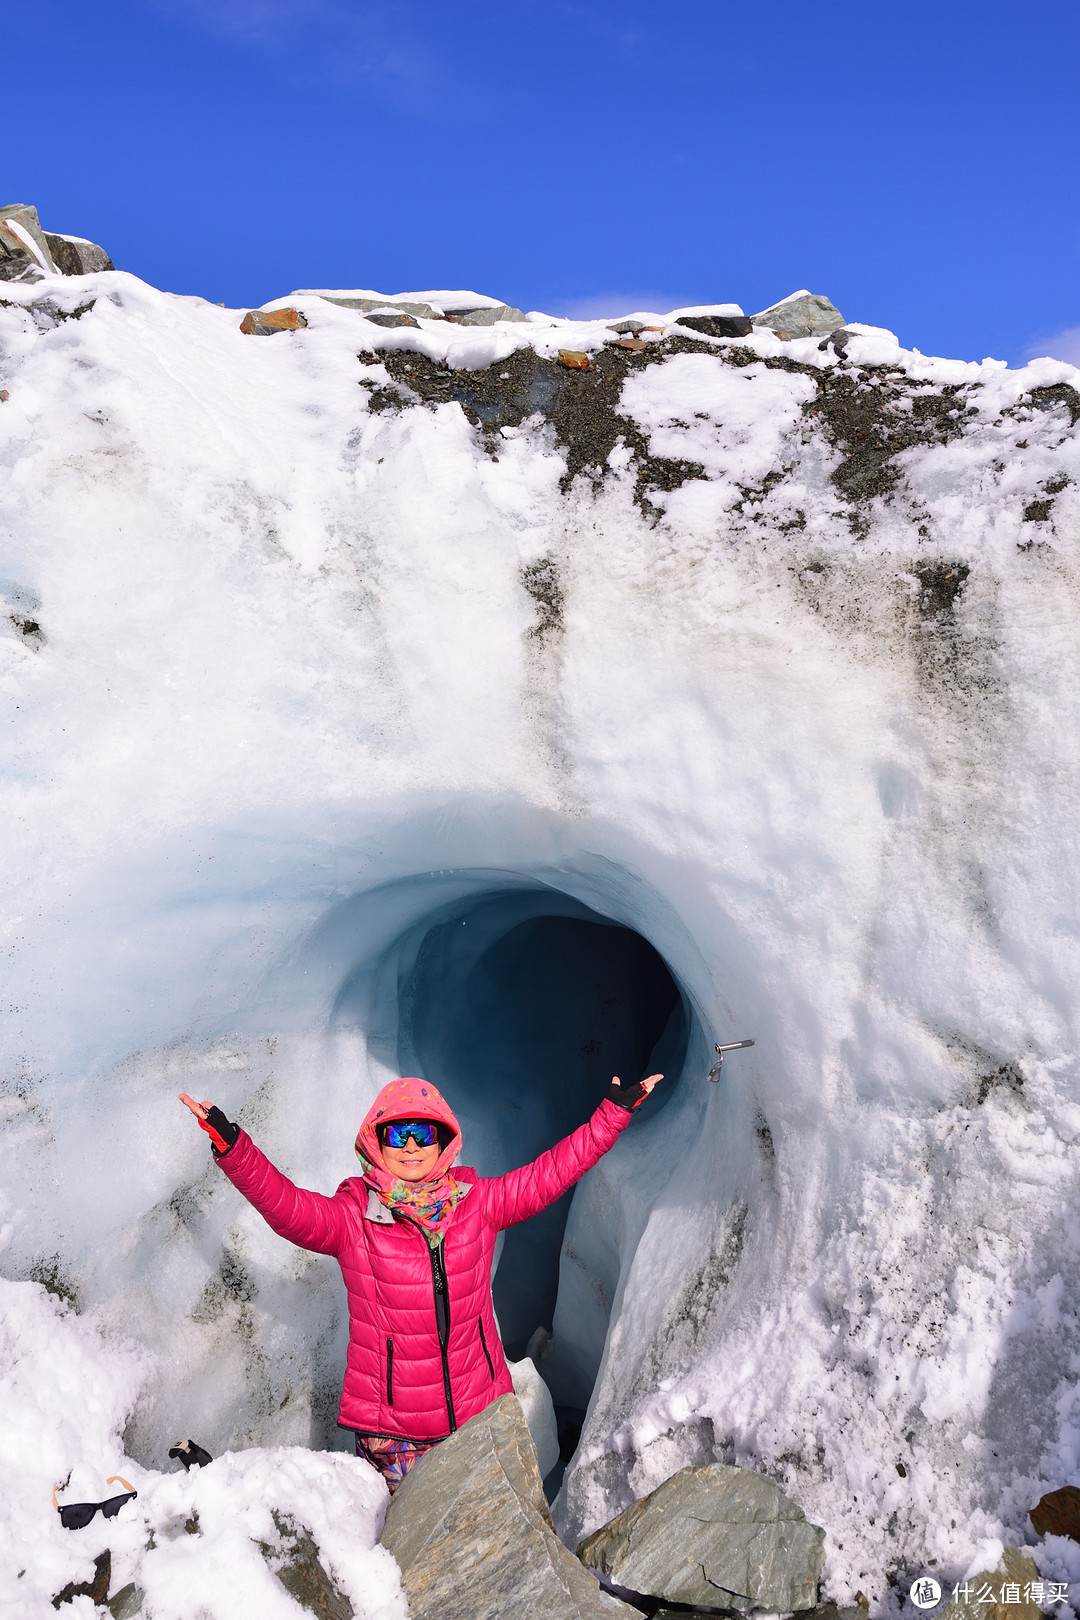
[577,1463,825,1612]
[381,1394,636,1620]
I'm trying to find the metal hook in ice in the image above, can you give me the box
[707,1039,755,1081]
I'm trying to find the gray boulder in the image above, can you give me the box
[577,1463,825,1612]
[0,203,58,281]
[381,1394,637,1620]
[752,291,845,339]
[362,310,421,329]
[450,303,528,325]
[43,232,114,275]
[320,296,442,320]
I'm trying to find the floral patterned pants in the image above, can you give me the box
[354,1432,435,1495]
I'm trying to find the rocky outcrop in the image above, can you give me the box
[380,1394,636,1619]
[43,233,114,275]
[577,1463,825,1612]
[1,204,58,281]
[1,205,113,280]
[752,290,845,338]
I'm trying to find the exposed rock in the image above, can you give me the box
[239,307,309,335]
[1030,1484,1080,1540]
[381,1393,637,1619]
[1,203,58,281]
[559,350,591,370]
[934,1547,1041,1620]
[362,311,421,329]
[450,303,527,325]
[44,232,114,275]
[675,314,754,338]
[52,1548,111,1608]
[320,295,441,320]
[108,1583,145,1619]
[752,291,845,339]
[261,1513,353,1619]
[577,1463,825,1612]
[609,319,646,334]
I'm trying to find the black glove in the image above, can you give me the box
[606,1078,650,1112]
[198,1105,240,1155]
[169,1438,213,1470]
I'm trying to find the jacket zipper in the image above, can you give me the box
[386,1337,394,1405]
[430,1240,457,1432]
[478,1317,495,1381]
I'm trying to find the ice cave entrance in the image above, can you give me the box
[339,885,689,1378]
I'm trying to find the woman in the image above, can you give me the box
[179,1069,659,1493]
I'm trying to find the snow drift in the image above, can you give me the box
[2,269,1080,1610]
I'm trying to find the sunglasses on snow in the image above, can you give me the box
[378,1121,440,1149]
[53,1476,138,1530]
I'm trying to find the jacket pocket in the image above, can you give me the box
[478,1317,495,1381]
[386,1337,394,1405]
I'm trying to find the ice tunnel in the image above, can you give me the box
[329,880,692,1402]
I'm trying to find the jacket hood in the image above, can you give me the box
[355,1076,463,1178]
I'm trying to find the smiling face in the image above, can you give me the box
[380,1125,442,1182]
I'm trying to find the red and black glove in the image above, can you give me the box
[606,1078,650,1112]
[198,1105,240,1155]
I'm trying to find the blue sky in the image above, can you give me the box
[7,0,1079,364]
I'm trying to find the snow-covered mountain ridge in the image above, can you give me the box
[2,268,1080,1614]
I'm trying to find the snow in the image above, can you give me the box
[1,265,1080,1611]
[0,1279,405,1618]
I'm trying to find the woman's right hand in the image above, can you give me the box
[179,1094,239,1153]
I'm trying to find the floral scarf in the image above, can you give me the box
[355,1076,469,1249]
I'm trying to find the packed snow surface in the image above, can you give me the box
[2,269,1080,1613]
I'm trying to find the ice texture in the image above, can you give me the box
[1,269,1080,1607]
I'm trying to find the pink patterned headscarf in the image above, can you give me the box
[355,1077,468,1247]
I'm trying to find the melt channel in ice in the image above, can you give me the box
[1,269,1080,1612]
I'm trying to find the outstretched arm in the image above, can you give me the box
[482,1074,661,1231]
[179,1094,350,1257]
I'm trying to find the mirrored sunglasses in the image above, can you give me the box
[378,1120,440,1150]
[54,1476,138,1530]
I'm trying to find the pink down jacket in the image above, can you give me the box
[214,1093,631,1442]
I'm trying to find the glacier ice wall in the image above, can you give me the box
[2,272,1080,1601]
